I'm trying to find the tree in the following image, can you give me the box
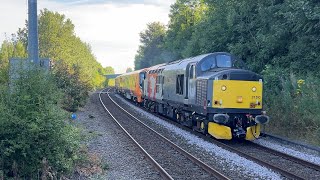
[104,66,115,74]
[165,0,207,58]
[126,67,133,73]
[0,39,27,84]
[16,9,107,110]
[134,22,167,70]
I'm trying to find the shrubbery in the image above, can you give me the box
[0,68,81,178]
[53,62,91,112]
[0,8,110,179]
[262,66,320,145]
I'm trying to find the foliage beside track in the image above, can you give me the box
[0,69,81,179]
[134,0,320,145]
[0,9,111,178]
[263,67,320,145]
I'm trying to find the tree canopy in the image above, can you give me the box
[126,67,133,73]
[134,0,320,76]
[134,22,167,70]
[0,9,111,111]
[133,0,320,145]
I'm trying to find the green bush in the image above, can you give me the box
[0,68,81,178]
[53,62,90,112]
[263,66,320,145]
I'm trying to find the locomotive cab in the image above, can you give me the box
[194,53,269,140]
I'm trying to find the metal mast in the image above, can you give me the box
[28,0,39,65]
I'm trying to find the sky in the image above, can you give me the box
[0,0,175,73]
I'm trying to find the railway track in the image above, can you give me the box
[99,88,229,180]
[217,140,320,180]
[260,132,320,152]
[249,141,320,172]
[111,90,320,180]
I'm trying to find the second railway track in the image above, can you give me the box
[219,140,320,180]
[99,88,229,180]
[110,88,320,180]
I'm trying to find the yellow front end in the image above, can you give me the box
[108,79,115,87]
[208,80,263,140]
[245,124,261,140]
[212,80,263,109]
[208,122,232,140]
[207,123,261,140]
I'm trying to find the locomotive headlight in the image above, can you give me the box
[221,85,227,91]
[252,87,257,92]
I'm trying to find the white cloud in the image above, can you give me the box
[0,0,174,73]
[0,0,27,42]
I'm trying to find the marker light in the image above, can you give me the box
[221,85,227,91]
[252,87,257,92]
[237,96,243,103]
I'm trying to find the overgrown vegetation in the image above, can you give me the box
[0,9,113,178]
[134,0,320,145]
[0,68,81,178]
[263,67,320,145]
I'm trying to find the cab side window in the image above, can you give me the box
[190,65,195,79]
[176,74,184,95]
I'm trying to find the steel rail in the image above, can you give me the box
[201,138,307,179]
[260,133,320,152]
[99,88,173,180]
[249,141,320,172]
[103,89,230,180]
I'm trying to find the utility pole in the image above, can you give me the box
[9,0,50,86]
[28,0,39,65]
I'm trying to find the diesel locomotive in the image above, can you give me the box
[115,52,269,140]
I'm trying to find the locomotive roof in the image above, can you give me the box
[166,52,232,66]
[166,53,210,65]
[117,52,235,78]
